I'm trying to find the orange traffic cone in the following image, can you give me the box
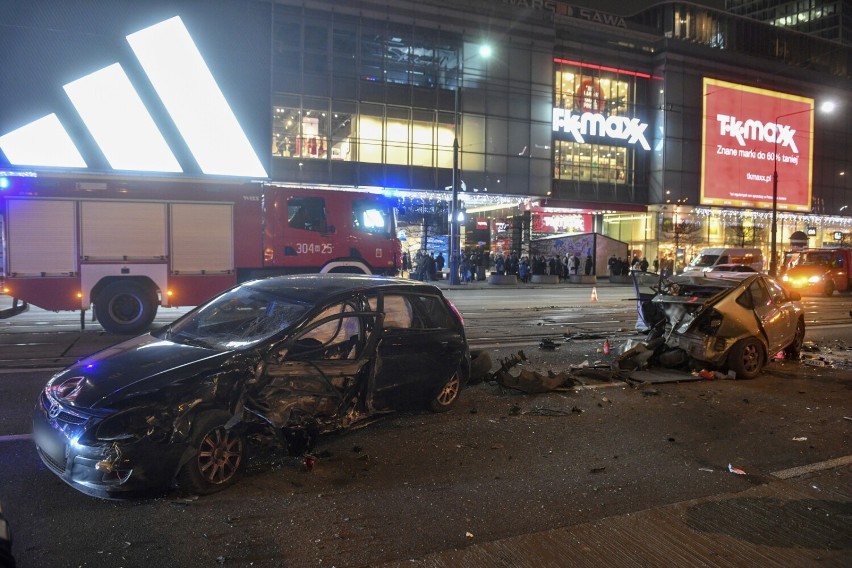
[590,287,598,302]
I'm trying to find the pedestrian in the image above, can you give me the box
[435,252,445,272]
[495,254,505,275]
[652,258,659,273]
[519,257,530,283]
[639,257,649,272]
[402,252,411,276]
[608,255,617,276]
[584,255,593,276]
[461,254,472,283]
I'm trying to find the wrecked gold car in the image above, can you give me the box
[33,275,470,498]
[643,274,804,379]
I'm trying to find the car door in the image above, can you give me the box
[750,278,794,353]
[367,292,458,411]
[249,301,380,432]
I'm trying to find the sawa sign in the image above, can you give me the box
[701,78,814,212]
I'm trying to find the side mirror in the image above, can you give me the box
[788,291,801,301]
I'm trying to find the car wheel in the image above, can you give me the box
[430,370,462,412]
[467,350,492,385]
[95,280,158,334]
[783,318,805,359]
[727,338,765,379]
[177,411,246,495]
[824,280,835,297]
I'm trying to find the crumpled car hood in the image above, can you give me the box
[46,334,234,409]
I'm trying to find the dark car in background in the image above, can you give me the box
[33,275,470,498]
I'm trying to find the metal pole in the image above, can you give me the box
[770,136,778,277]
[449,76,461,285]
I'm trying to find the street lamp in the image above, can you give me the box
[449,44,491,285]
[769,101,835,276]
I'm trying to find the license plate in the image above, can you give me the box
[35,426,67,464]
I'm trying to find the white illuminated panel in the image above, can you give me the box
[126,17,268,178]
[63,63,182,172]
[0,114,86,168]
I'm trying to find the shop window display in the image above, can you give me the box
[555,141,627,184]
[272,101,455,167]
[272,106,328,159]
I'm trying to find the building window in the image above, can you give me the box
[272,104,328,159]
[554,141,627,184]
[272,99,455,167]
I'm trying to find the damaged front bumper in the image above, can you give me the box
[32,393,187,499]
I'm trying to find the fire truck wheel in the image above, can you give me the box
[824,280,835,297]
[95,280,158,334]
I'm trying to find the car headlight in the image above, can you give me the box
[781,274,789,282]
[95,408,157,442]
[807,275,823,283]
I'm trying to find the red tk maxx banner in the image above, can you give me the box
[701,78,814,212]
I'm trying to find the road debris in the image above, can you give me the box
[727,463,747,475]
[792,437,808,442]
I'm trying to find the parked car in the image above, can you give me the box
[683,247,764,274]
[705,264,759,276]
[639,273,804,379]
[33,275,470,498]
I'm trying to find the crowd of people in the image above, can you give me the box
[402,249,670,283]
[401,249,597,283]
[607,255,664,276]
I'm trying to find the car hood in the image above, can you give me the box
[47,334,236,410]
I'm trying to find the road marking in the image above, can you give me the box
[0,367,62,374]
[771,454,852,479]
[0,434,33,443]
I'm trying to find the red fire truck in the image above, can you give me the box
[0,175,401,333]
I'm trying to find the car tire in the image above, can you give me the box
[429,370,462,412]
[727,337,765,379]
[95,280,158,334]
[824,280,835,297]
[467,350,492,385]
[783,318,805,359]
[177,411,246,495]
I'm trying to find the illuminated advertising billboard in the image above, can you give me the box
[0,0,271,178]
[701,78,814,212]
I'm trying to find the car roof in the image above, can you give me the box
[242,274,442,304]
[669,273,759,287]
[709,264,756,271]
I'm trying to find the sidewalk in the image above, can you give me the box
[381,460,852,567]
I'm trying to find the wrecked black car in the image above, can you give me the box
[33,275,470,498]
[634,273,804,379]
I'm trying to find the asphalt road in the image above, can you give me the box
[0,286,850,567]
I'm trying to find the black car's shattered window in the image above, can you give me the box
[160,287,310,349]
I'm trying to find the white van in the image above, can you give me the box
[683,247,764,274]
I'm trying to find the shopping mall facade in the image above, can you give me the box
[1,0,851,271]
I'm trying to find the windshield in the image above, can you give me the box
[688,254,720,269]
[799,252,831,266]
[155,286,311,350]
[352,198,394,238]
